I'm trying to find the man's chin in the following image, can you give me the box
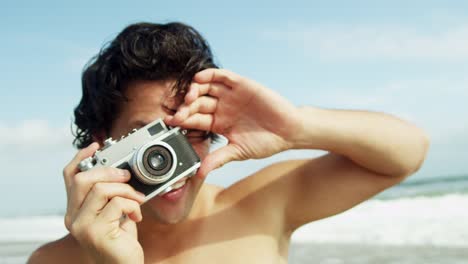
[157,215,187,225]
[141,178,194,224]
[142,202,191,225]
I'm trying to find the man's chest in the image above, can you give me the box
[141,190,290,263]
[144,234,289,264]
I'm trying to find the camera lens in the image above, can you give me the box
[149,153,166,170]
[142,145,173,177]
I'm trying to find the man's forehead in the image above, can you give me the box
[120,80,183,129]
[125,80,184,108]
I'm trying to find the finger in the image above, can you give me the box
[193,68,242,88]
[65,167,131,228]
[184,82,199,103]
[186,81,233,104]
[69,167,131,206]
[98,197,142,223]
[198,144,240,179]
[185,82,220,104]
[172,96,218,124]
[168,113,213,132]
[63,142,100,185]
[79,182,145,219]
[120,215,138,234]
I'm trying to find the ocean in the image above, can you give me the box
[1,175,468,263]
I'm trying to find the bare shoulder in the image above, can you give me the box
[215,160,303,205]
[214,154,405,232]
[213,160,300,223]
[27,234,89,264]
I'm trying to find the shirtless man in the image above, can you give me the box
[28,22,429,263]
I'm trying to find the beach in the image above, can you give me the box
[2,176,468,263]
[289,242,468,264]
[0,241,42,264]
[2,241,467,264]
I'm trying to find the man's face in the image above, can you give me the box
[107,79,210,224]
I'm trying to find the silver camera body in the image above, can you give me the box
[78,119,201,203]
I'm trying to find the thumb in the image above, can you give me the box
[198,144,239,179]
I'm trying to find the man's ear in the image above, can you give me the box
[92,130,107,148]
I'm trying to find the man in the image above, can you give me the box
[28,22,429,263]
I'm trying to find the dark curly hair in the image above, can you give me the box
[73,22,219,149]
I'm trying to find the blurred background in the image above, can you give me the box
[1,1,467,263]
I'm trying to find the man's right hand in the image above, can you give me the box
[63,142,146,264]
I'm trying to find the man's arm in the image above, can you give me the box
[165,68,429,233]
[282,107,429,230]
[293,107,429,177]
[223,107,429,233]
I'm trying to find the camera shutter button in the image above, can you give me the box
[78,157,94,171]
[104,137,116,147]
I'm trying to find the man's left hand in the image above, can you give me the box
[165,68,301,178]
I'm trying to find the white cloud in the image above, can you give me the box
[0,120,75,216]
[0,120,73,148]
[263,24,468,61]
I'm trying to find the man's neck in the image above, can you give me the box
[136,184,217,241]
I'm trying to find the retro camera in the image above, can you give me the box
[78,119,201,202]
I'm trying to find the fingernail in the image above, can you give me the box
[165,115,174,123]
[136,191,146,199]
[88,142,99,150]
[118,169,130,178]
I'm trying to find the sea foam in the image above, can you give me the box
[1,194,467,247]
[292,193,468,247]
[0,216,66,242]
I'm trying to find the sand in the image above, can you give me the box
[1,241,467,264]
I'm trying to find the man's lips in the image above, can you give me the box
[159,177,190,201]
[157,176,189,196]
[171,177,189,189]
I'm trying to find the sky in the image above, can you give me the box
[1,0,467,216]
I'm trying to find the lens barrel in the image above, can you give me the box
[142,145,173,178]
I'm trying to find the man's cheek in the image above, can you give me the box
[190,141,210,159]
